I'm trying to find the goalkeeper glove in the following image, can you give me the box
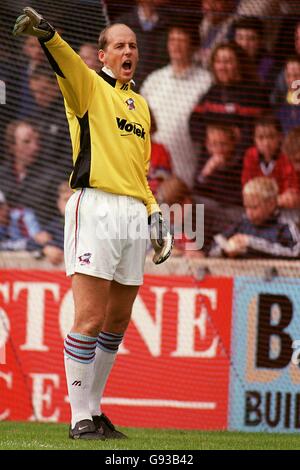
[12,6,55,40]
[149,212,174,265]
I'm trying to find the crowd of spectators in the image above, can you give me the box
[1,0,300,262]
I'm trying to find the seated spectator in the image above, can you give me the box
[115,0,169,90]
[242,114,300,209]
[193,121,243,250]
[78,43,100,72]
[43,181,73,265]
[196,0,236,68]
[209,177,300,259]
[0,190,50,251]
[273,57,300,135]
[233,17,274,88]
[189,42,268,153]
[1,119,60,225]
[141,22,212,189]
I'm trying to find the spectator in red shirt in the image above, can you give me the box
[283,126,300,183]
[242,114,300,209]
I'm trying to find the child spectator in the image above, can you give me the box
[273,57,300,135]
[233,17,274,88]
[242,114,300,209]
[193,122,243,250]
[209,177,300,258]
[43,181,73,265]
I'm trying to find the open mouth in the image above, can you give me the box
[122,60,132,71]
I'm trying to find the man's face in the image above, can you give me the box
[244,193,277,226]
[254,125,281,161]
[235,28,260,58]
[13,124,40,167]
[167,28,192,64]
[99,25,139,83]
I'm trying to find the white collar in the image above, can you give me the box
[101,66,136,87]
[102,66,116,78]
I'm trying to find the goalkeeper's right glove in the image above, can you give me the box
[12,6,55,40]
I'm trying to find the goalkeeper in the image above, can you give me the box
[13,7,173,440]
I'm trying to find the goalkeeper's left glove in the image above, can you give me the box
[149,212,174,265]
[12,6,55,40]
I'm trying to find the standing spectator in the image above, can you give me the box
[196,0,236,68]
[209,177,300,259]
[273,57,300,135]
[242,114,300,209]
[115,0,169,89]
[1,120,59,224]
[194,121,243,249]
[233,17,274,88]
[190,42,268,152]
[141,22,212,189]
[78,43,100,72]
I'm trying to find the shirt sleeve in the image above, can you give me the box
[40,32,96,117]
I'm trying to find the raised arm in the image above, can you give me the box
[13,6,95,117]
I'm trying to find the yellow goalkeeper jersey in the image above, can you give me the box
[41,32,159,215]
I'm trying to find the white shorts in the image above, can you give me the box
[64,188,148,285]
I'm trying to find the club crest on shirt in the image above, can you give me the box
[78,253,92,265]
[125,98,135,110]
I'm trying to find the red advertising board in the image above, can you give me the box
[0,271,233,430]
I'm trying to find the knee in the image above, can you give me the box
[103,310,132,335]
[73,309,104,336]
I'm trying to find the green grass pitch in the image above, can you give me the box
[0,422,300,450]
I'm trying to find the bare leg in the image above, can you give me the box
[71,273,111,336]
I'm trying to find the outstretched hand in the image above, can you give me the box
[13,6,55,39]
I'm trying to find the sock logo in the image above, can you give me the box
[72,380,82,386]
